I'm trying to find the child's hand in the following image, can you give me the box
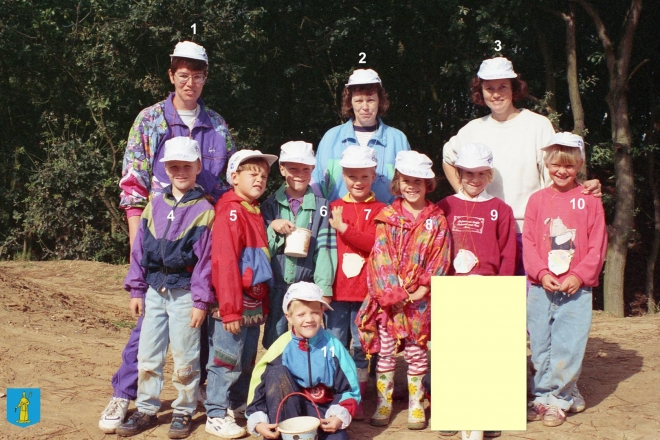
[329,206,347,233]
[409,285,430,302]
[581,179,602,198]
[270,219,295,235]
[255,422,279,439]
[129,298,143,318]
[559,275,581,295]
[223,319,242,335]
[541,274,561,292]
[190,308,207,328]
[320,416,342,433]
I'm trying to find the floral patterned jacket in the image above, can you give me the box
[357,198,452,353]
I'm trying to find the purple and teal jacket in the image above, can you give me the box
[124,185,215,310]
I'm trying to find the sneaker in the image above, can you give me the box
[205,415,246,439]
[198,385,207,406]
[569,385,586,413]
[227,403,247,419]
[168,414,193,439]
[116,411,158,437]
[99,397,130,433]
[542,405,566,427]
[484,432,501,438]
[527,401,547,422]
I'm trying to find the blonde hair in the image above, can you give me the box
[455,167,494,183]
[389,170,437,196]
[543,145,583,167]
[236,158,271,175]
[286,299,324,314]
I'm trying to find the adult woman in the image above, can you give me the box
[312,69,410,203]
[99,41,236,434]
[442,57,599,274]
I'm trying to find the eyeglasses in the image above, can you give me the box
[174,72,207,85]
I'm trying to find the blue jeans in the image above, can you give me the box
[325,301,367,369]
[263,283,289,349]
[205,317,260,418]
[527,284,592,410]
[136,287,200,416]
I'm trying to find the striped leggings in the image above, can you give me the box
[376,322,428,375]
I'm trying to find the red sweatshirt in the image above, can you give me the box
[437,193,517,276]
[523,185,607,287]
[330,194,386,302]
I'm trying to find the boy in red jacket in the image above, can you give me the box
[326,145,386,420]
[205,150,277,439]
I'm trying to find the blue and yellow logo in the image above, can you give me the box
[6,388,40,428]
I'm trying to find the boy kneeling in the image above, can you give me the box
[246,282,360,440]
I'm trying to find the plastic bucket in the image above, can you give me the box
[278,416,320,440]
[462,431,484,440]
[284,228,312,258]
[276,392,322,440]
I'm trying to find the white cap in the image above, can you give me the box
[454,143,494,171]
[159,137,201,162]
[477,57,517,80]
[226,150,278,184]
[542,132,584,153]
[339,145,378,168]
[279,141,316,166]
[395,150,435,179]
[282,281,333,314]
[346,69,382,87]
[170,41,208,65]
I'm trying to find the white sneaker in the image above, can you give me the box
[570,385,586,413]
[205,415,247,439]
[198,385,207,406]
[227,403,247,419]
[98,397,129,433]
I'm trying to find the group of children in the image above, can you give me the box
[112,129,606,439]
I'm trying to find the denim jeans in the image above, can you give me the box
[325,301,367,369]
[527,284,592,410]
[262,283,289,349]
[205,317,260,418]
[136,287,200,416]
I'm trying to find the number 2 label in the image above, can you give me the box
[358,52,366,64]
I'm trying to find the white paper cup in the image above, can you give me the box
[284,227,312,258]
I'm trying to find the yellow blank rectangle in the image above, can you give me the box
[430,276,527,431]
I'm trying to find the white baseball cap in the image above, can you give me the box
[226,150,278,185]
[346,69,382,87]
[159,137,201,162]
[282,281,333,314]
[454,143,494,171]
[339,145,378,168]
[170,41,208,65]
[542,132,584,153]
[279,141,316,166]
[477,57,518,80]
[395,150,435,179]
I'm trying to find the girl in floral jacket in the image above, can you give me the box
[356,151,452,430]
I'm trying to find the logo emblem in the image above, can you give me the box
[6,388,40,428]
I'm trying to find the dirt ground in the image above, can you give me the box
[0,260,659,440]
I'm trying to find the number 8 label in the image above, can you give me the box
[425,219,433,231]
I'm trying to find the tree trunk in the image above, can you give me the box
[564,5,585,136]
[575,0,643,317]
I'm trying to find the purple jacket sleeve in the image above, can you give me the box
[190,218,215,310]
[123,218,148,298]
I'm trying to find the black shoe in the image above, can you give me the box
[484,431,502,438]
[116,411,158,437]
[168,414,193,439]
